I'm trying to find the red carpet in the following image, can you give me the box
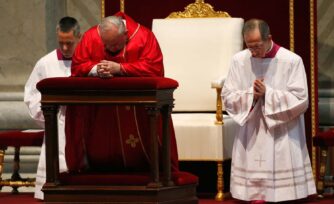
[0,193,333,203]
[0,193,41,203]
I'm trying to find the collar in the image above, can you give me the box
[56,49,72,60]
[263,41,280,58]
[114,12,140,41]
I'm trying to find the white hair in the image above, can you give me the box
[99,16,126,34]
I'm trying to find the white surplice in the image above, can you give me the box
[24,49,70,200]
[222,47,316,202]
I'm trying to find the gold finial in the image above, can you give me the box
[120,0,125,12]
[167,0,230,18]
[101,0,105,19]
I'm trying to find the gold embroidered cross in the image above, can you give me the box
[255,155,265,167]
[126,134,139,148]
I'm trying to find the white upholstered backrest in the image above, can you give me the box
[152,18,244,112]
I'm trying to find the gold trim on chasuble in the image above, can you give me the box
[126,134,139,148]
[100,1,149,164]
[133,106,150,161]
[116,106,150,167]
[116,106,127,166]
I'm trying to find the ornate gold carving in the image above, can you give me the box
[120,0,125,13]
[0,148,36,190]
[290,0,317,183]
[168,0,230,18]
[215,87,224,125]
[310,0,316,138]
[317,181,324,191]
[215,161,224,201]
[101,0,105,19]
[101,0,125,19]
[310,0,316,137]
[0,179,35,187]
[312,146,317,183]
[290,0,317,184]
[0,149,4,178]
[309,0,317,183]
[126,134,139,148]
[289,0,295,52]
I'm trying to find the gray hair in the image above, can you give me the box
[56,16,80,37]
[99,16,126,34]
[242,19,271,41]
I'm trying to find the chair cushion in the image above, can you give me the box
[172,113,238,161]
[0,130,44,147]
[59,171,198,186]
[37,77,178,91]
[313,129,334,146]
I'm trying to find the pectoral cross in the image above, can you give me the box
[255,155,266,167]
[126,134,139,148]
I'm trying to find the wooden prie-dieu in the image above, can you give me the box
[37,77,198,204]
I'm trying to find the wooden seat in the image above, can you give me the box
[0,130,44,193]
[313,129,334,196]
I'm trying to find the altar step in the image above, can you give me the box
[44,184,198,204]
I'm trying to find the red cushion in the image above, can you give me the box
[59,171,198,186]
[37,77,178,91]
[313,129,334,146]
[0,130,44,147]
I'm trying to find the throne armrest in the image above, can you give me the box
[211,77,225,89]
[211,77,226,125]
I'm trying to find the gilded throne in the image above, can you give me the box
[152,0,243,200]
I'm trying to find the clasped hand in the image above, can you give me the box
[97,60,121,78]
[253,79,266,101]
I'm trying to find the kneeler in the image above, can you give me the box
[37,77,198,204]
[0,130,44,193]
[313,129,334,196]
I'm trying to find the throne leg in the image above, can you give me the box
[11,147,21,194]
[0,148,6,191]
[317,147,328,195]
[215,161,224,201]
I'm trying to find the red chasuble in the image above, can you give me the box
[66,12,179,172]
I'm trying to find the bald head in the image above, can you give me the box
[242,19,271,41]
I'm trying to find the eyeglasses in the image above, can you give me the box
[246,42,265,51]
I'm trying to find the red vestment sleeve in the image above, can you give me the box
[71,26,102,76]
